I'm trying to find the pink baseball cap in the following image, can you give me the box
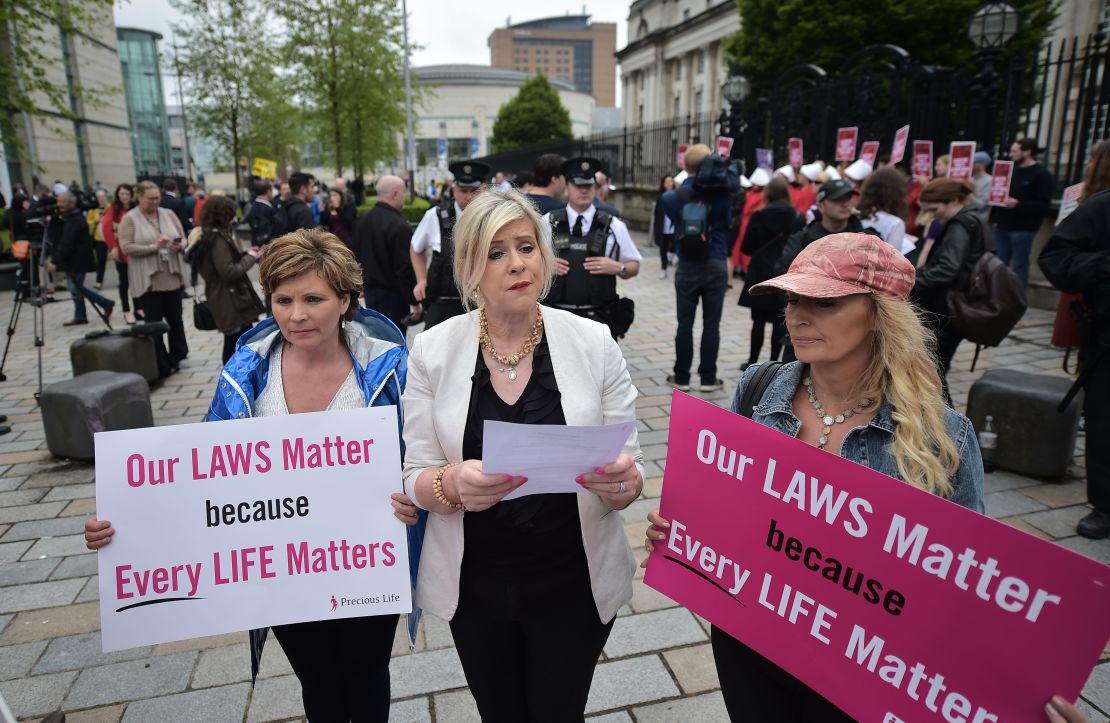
[749,233,916,300]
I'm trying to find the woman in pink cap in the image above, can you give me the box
[642,233,1081,721]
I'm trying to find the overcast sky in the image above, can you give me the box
[117,0,630,107]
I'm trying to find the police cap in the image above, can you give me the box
[448,161,490,188]
[561,157,605,187]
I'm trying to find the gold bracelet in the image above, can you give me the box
[433,463,464,510]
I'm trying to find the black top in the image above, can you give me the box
[739,201,802,310]
[460,335,589,585]
[353,203,417,301]
[991,162,1054,231]
[525,193,565,215]
[1040,189,1110,298]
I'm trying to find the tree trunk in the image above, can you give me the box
[326,14,342,176]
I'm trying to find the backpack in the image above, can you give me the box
[271,204,290,238]
[946,215,1028,351]
[676,187,710,261]
[735,361,783,418]
[694,154,741,194]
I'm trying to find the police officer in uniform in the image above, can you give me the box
[410,160,489,328]
[545,157,642,338]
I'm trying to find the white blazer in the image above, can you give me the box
[402,307,642,623]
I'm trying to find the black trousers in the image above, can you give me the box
[363,285,408,332]
[1083,344,1110,513]
[221,324,253,364]
[93,241,108,284]
[114,261,131,313]
[711,626,853,722]
[657,233,674,270]
[450,573,613,722]
[748,308,787,364]
[136,288,188,374]
[924,313,963,406]
[423,298,466,329]
[271,613,398,723]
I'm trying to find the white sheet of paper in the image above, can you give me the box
[483,420,636,501]
[900,234,919,255]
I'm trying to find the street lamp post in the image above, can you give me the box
[967,2,1020,156]
[720,74,751,166]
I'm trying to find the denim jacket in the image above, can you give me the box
[734,362,985,513]
[206,308,427,677]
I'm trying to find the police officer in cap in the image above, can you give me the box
[545,157,641,337]
[410,160,489,328]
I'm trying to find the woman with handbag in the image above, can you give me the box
[911,177,984,402]
[192,194,265,363]
[738,177,802,370]
[101,184,137,324]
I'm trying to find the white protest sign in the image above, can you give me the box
[94,407,411,652]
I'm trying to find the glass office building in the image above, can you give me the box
[117,28,172,177]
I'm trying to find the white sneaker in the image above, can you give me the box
[668,252,678,265]
[659,269,668,280]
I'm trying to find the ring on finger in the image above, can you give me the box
[618,481,625,494]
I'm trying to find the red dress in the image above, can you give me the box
[732,190,764,271]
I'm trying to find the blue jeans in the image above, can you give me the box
[673,258,728,385]
[65,272,114,321]
[992,227,1036,284]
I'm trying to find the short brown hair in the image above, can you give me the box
[857,167,909,220]
[919,177,974,204]
[198,194,237,230]
[763,176,792,205]
[258,229,363,321]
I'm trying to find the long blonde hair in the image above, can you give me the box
[851,295,961,497]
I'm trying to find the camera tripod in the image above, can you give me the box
[0,239,113,410]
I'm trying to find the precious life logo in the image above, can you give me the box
[883,714,905,723]
[330,595,338,612]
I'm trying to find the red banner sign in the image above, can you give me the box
[716,136,734,159]
[988,159,1014,206]
[948,141,976,181]
[789,138,804,168]
[859,141,880,167]
[891,125,910,165]
[835,127,858,162]
[912,141,933,180]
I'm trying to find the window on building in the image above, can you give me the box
[683,8,691,20]
[639,72,645,90]
[674,95,681,118]
[696,51,705,74]
[675,61,682,80]
[695,89,703,113]
[638,104,644,125]
[637,18,648,39]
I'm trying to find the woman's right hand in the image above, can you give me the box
[448,460,524,513]
[109,247,119,262]
[85,517,114,550]
[641,510,670,568]
[1045,696,1088,723]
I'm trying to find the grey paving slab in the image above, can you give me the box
[75,574,99,602]
[1084,661,1110,714]
[604,607,707,658]
[245,673,303,723]
[389,647,468,698]
[632,691,728,722]
[0,514,85,542]
[21,466,94,488]
[0,577,84,613]
[0,639,48,681]
[21,533,90,559]
[0,539,32,563]
[1021,505,1093,538]
[0,557,59,586]
[33,631,152,674]
[984,489,1049,519]
[422,613,455,650]
[63,651,197,708]
[50,553,99,580]
[431,689,479,723]
[586,655,679,714]
[0,488,47,507]
[191,643,250,688]
[0,501,66,524]
[983,469,1044,493]
[0,476,26,492]
[388,696,432,723]
[1058,536,1110,565]
[0,670,77,718]
[1078,699,1109,723]
[120,683,250,723]
[0,613,10,634]
[586,713,634,722]
[42,482,95,501]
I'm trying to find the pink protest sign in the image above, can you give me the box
[891,125,910,164]
[912,140,933,180]
[646,392,1110,722]
[988,160,1014,206]
[716,136,734,158]
[948,141,976,180]
[859,141,881,167]
[835,127,858,162]
[1056,182,1084,225]
[676,143,689,170]
[788,138,804,168]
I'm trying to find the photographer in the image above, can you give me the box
[47,191,115,326]
[1039,167,1110,540]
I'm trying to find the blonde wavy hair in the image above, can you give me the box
[452,187,556,310]
[849,295,961,497]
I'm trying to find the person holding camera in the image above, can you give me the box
[1039,145,1110,540]
[119,180,189,374]
[47,191,115,326]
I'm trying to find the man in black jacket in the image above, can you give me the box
[1039,190,1110,539]
[243,179,276,245]
[992,138,1053,284]
[353,175,416,331]
[47,191,115,326]
[775,180,878,275]
[281,172,317,232]
[160,178,193,234]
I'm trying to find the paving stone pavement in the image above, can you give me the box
[0,233,1106,722]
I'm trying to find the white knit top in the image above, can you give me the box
[254,341,364,417]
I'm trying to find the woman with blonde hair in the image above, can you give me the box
[643,232,986,720]
[403,186,642,721]
[86,229,420,722]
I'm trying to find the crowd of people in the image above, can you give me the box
[65,134,1108,723]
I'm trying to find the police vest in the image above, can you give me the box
[426,205,458,301]
[547,208,617,308]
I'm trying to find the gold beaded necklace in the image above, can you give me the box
[803,375,874,450]
[478,304,544,382]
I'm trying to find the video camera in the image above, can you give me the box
[27,189,99,224]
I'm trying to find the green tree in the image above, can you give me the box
[170,0,278,193]
[277,0,408,177]
[0,0,115,173]
[490,74,573,153]
[728,0,1058,97]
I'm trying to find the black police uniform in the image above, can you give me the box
[422,161,489,329]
